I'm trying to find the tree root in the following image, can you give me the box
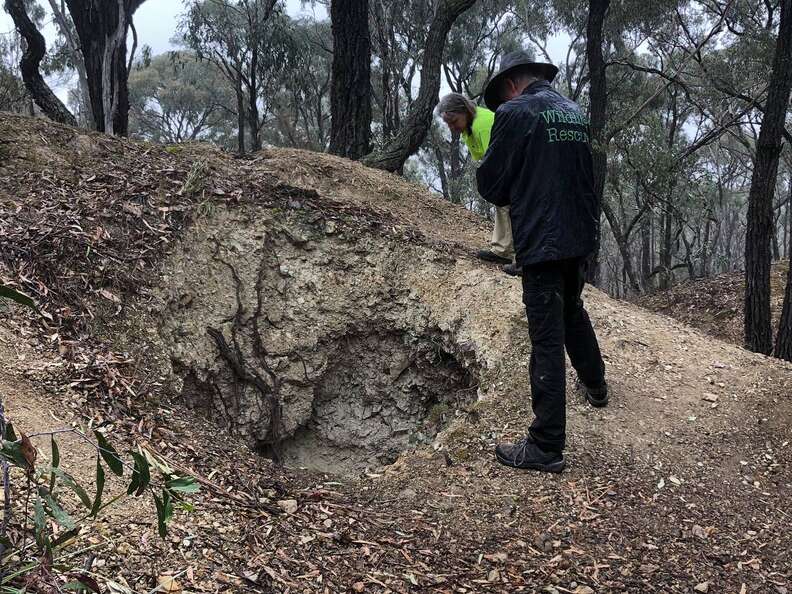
[206,238,284,465]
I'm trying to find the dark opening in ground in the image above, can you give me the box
[273,331,477,475]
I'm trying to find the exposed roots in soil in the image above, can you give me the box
[206,238,285,464]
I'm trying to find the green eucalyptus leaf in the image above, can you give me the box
[0,285,35,309]
[166,476,200,495]
[90,456,105,517]
[39,486,75,530]
[50,436,60,468]
[49,467,92,510]
[175,501,195,513]
[49,436,60,493]
[0,440,27,469]
[93,431,123,477]
[153,489,173,538]
[128,451,151,497]
[3,423,16,442]
[33,495,48,550]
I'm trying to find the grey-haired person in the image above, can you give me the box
[437,93,519,275]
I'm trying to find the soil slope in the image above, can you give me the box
[637,261,790,347]
[1,114,791,593]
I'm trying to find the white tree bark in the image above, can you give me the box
[47,0,93,127]
[101,0,127,134]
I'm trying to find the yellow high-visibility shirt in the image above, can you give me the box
[461,106,495,162]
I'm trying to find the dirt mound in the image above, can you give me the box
[2,113,792,593]
[637,261,790,346]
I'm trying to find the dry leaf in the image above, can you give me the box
[122,202,143,217]
[156,575,182,593]
[105,579,134,594]
[277,499,298,514]
[20,432,36,471]
[692,525,708,540]
[99,288,121,304]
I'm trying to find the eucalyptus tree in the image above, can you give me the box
[4,0,147,133]
[362,0,479,172]
[63,0,147,134]
[744,0,792,355]
[4,0,76,125]
[181,0,287,153]
[423,0,517,208]
[264,18,333,151]
[0,37,27,113]
[328,0,371,159]
[128,51,236,144]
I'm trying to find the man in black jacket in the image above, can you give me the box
[476,50,608,473]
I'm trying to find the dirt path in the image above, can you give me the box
[3,272,791,593]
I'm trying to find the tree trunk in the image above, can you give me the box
[448,132,464,203]
[433,144,450,201]
[775,169,792,360]
[785,181,791,260]
[4,0,77,126]
[247,37,261,153]
[64,0,145,135]
[658,208,673,290]
[46,0,93,128]
[772,213,781,260]
[247,83,261,152]
[235,85,247,155]
[602,200,641,295]
[702,213,712,278]
[329,0,372,160]
[746,0,792,355]
[778,260,792,361]
[641,213,652,290]
[584,0,610,285]
[362,0,477,172]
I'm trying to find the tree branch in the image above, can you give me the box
[4,0,77,126]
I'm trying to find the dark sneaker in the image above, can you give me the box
[582,381,609,408]
[495,436,565,473]
[503,263,523,276]
[477,249,512,265]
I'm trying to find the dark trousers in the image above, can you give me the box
[522,257,605,452]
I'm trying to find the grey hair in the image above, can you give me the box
[437,93,477,123]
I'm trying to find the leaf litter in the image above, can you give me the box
[0,113,791,592]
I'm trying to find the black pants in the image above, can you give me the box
[522,257,605,452]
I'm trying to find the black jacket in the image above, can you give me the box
[476,81,599,267]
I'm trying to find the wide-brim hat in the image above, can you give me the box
[483,50,559,111]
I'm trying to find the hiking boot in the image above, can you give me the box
[495,436,565,473]
[477,249,512,265]
[582,381,609,408]
[503,263,523,276]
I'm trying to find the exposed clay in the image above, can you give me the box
[154,210,481,474]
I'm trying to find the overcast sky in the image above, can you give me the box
[132,0,325,55]
[0,1,324,54]
[0,1,569,100]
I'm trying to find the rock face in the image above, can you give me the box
[154,208,481,474]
